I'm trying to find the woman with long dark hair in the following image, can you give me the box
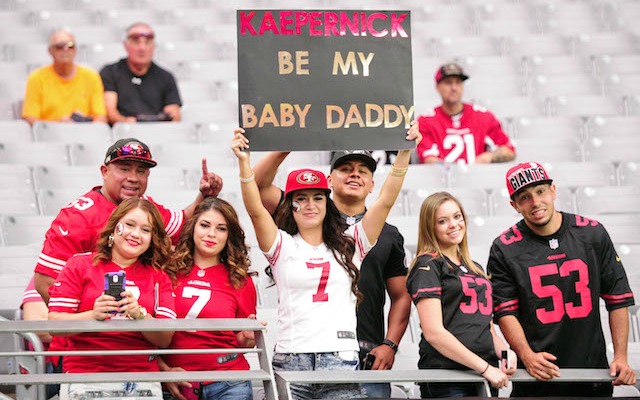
[406,192,516,398]
[48,198,176,399]
[161,197,257,400]
[231,123,420,399]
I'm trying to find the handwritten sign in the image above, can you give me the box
[237,10,413,151]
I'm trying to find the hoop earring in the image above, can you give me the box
[108,234,114,247]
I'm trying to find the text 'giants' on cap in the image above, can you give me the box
[505,161,553,198]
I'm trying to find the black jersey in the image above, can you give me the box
[357,222,407,347]
[407,253,498,370]
[488,212,634,370]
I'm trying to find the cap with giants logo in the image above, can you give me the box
[285,168,330,196]
[104,138,157,168]
[505,162,553,199]
[435,62,469,84]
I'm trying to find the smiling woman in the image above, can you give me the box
[47,198,175,400]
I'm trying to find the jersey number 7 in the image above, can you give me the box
[529,259,592,324]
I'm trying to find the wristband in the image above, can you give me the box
[240,173,255,184]
[382,339,398,353]
[481,362,490,375]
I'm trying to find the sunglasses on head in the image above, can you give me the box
[105,144,152,164]
[127,32,155,41]
[51,41,75,50]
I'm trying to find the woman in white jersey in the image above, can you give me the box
[231,124,420,399]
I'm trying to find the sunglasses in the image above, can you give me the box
[105,143,153,164]
[127,32,155,41]
[51,41,75,50]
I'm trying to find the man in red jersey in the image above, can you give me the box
[34,138,223,303]
[416,63,516,164]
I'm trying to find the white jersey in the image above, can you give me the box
[265,222,372,353]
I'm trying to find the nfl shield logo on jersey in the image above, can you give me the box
[549,238,559,249]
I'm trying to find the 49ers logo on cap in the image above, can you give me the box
[297,171,321,185]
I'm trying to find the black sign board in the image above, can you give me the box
[237,10,413,151]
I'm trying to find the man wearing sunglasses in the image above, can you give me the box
[100,22,182,124]
[22,28,107,125]
[34,138,223,303]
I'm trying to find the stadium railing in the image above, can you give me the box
[0,318,277,400]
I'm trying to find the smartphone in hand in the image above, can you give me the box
[104,271,126,300]
[501,350,510,371]
[362,353,376,370]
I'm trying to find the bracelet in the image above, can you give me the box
[382,338,398,353]
[389,164,408,177]
[240,172,255,184]
[480,362,490,375]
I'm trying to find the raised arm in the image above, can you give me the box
[362,120,421,244]
[231,128,278,252]
[254,151,290,214]
[182,158,223,220]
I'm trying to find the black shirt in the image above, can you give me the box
[100,58,182,117]
[407,253,497,370]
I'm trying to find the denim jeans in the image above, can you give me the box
[200,380,252,400]
[361,382,390,398]
[272,351,362,399]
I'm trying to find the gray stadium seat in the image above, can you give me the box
[32,121,112,143]
[0,119,32,142]
[112,121,199,144]
[0,142,70,166]
[576,185,640,216]
[0,188,39,215]
[0,214,52,246]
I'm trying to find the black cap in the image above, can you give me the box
[330,150,377,173]
[104,138,157,168]
[435,62,469,84]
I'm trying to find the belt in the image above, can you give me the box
[358,340,379,351]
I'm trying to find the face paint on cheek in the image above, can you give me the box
[116,222,124,236]
[292,201,301,212]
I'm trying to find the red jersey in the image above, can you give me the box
[417,103,515,164]
[35,186,184,279]
[165,264,257,373]
[48,253,176,373]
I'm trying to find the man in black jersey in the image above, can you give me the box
[488,161,636,397]
[253,150,412,398]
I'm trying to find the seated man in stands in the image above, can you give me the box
[416,63,516,164]
[22,28,107,125]
[100,22,182,124]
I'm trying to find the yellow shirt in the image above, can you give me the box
[22,64,106,121]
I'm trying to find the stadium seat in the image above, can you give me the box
[576,186,640,216]
[178,80,216,103]
[543,161,616,188]
[570,32,639,57]
[587,115,640,139]
[0,188,39,215]
[68,142,106,167]
[24,9,94,28]
[478,95,545,119]
[532,74,602,98]
[180,100,237,124]
[464,76,526,99]
[536,2,605,35]
[512,137,583,163]
[0,119,32,142]
[502,34,569,57]
[436,35,499,58]
[80,42,126,69]
[112,121,199,144]
[0,164,34,191]
[512,115,585,141]
[0,142,70,166]
[36,187,82,216]
[94,8,162,28]
[32,165,101,191]
[71,25,121,45]
[0,214,52,246]
[594,54,640,76]
[32,121,112,143]
[0,245,39,276]
[583,135,640,164]
[550,94,620,118]
[4,42,49,66]
[145,166,189,194]
[406,186,490,217]
[0,26,46,45]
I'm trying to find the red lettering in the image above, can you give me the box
[324,12,340,36]
[258,11,279,35]
[295,11,309,35]
[500,225,522,245]
[239,11,257,35]
[575,215,598,227]
[279,10,294,35]
[368,13,388,38]
[340,12,359,36]
[391,13,409,37]
[309,11,323,36]
[360,12,367,36]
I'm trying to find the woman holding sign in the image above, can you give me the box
[48,198,176,400]
[231,123,419,399]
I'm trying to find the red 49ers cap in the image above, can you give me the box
[285,168,331,196]
[435,62,469,84]
[505,162,553,199]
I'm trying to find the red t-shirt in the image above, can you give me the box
[35,186,184,279]
[417,103,515,164]
[48,253,176,373]
[165,263,257,372]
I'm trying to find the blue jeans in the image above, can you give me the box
[361,382,390,398]
[272,352,362,399]
[200,380,252,400]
